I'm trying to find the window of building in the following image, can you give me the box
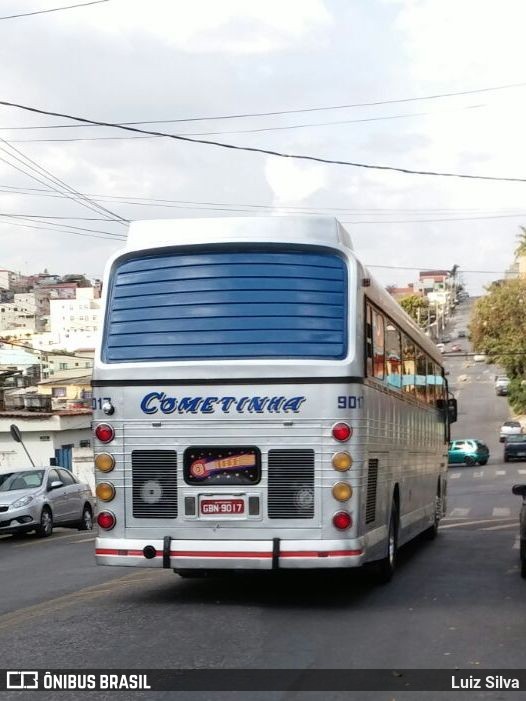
[59,363,67,370]
[79,439,91,448]
[51,387,66,397]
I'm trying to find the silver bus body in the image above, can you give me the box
[92,216,448,572]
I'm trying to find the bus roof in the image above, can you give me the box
[125,216,353,252]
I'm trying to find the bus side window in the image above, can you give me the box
[415,346,427,403]
[365,304,373,377]
[402,335,416,396]
[428,361,440,405]
[385,321,402,390]
[372,310,385,381]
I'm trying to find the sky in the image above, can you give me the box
[0,0,525,294]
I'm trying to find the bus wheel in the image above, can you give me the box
[375,500,398,584]
[425,487,441,540]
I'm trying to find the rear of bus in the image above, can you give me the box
[92,216,366,572]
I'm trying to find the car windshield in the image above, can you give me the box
[506,435,526,443]
[0,470,44,491]
[503,422,521,428]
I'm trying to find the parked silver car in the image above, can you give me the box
[0,467,95,537]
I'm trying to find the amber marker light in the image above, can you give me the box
[96,482,116,502]
[332,482,353,502]
[332,452,353,471]
[95,453,115,472]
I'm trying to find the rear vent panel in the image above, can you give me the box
[268,449,315,519]
[132,450,178,519]
[365,458,379,524]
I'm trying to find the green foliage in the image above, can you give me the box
[508,378,526,414]
[515,226,526,258]
[399,295,429,327]
[470,278,526,377]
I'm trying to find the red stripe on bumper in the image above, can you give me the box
[96,548,362,558]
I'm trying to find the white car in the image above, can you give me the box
[500,421,523,443]
[473,354,486,362]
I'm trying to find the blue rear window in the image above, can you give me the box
[102,247,348,362]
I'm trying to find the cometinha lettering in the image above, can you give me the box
[140,392,307,415]
[451,675,519,690]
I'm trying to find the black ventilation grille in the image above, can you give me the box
[365,458,379,524]
[132,450,178,519]
[267,449,315,519]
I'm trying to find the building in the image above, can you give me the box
[40,350,94,381]
[49,287,101,347]
[37,373,92,411]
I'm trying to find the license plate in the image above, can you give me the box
[200,498,245,517]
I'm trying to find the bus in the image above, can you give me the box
[92,216,456,581]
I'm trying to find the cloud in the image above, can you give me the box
[265,156,327,204]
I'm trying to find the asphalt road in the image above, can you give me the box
[1,299,525,701]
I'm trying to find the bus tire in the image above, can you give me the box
[375,500,398,584]
[425,486,441,540]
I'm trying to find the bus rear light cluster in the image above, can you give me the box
[331,422,352,442]
[332,482,352,502]
[332,452,353,471]
[95,453,115,472]
[96,482,116,502]
[332,511,352,530]
[97,511,116,530]
[94,423,115,443]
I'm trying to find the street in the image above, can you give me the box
[1,301,525,701]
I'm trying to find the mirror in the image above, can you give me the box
[48,480,63,491]
[512,484,526,498]
[447,397,457,424]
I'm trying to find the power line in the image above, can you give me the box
[0,337,94,361]
[369,264,507,273]
[0,217,125,242]
[0,0,110,21]
[0,137,128,224]
[3,104,490,143]
[0,99,525,184]
[1,81,525,129]
[341,212,526,224]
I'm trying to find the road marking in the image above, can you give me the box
[70,536,95,543]
[518,469,526,475]
[481,523,517,531]
[449,472,461,479]
[492,507,511,518]
[449,508,470,517]
[0,571,164,632]
[495,470,506,476]
[14,532,91,548]
[473,471,484,479]
[440,518,515,529]
[513,536,520,550]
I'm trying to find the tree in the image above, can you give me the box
[515,226,526,257]
[470,278,526,377]
[399,295,429,327]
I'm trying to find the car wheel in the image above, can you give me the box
[375,499,398,584]
[464,456,476,467]
[521,540,526,579]
[504,455,510,463]
[36,507,53,538]
[478,459,488,466]
[78,504,93,531]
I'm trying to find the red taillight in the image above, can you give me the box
[97,511,116,530]
[333,511,352,530]
[332,422,352,442]
[95,423,115,443]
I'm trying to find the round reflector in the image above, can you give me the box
[332,511,352,530]
[95,453,115,472]
[332,482,353,502]
[332,452,353,471]
[96,482,115,502]
[332,422,352,442]
[95,423,114,443]
[97,511,116,530]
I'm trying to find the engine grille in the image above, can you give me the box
[365,458,379,524]
[267,449,315,519]
[132,450,178,519]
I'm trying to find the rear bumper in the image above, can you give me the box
[95,537,365,570]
